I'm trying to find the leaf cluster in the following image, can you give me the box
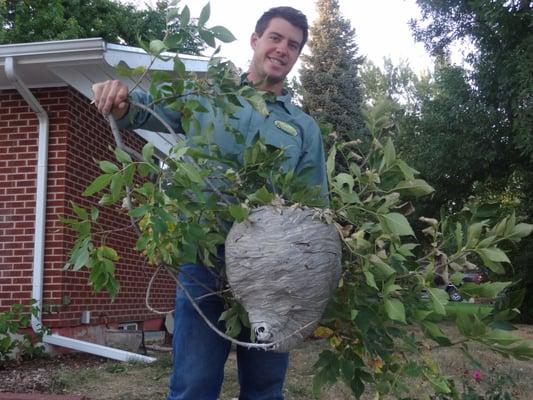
[0,300,47,365]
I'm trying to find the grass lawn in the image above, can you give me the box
[2,324,532,399]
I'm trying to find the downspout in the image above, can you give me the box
[4,56,155,363]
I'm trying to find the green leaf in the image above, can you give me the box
[229,204,249,222]
[396,159,417,180]
[456,313,486,338]
[142,142,155,162]
[334,173,354,190]
[475,246,511,274]
[199,29,216,48]
[413,309,433,321]
[174,57,186,76]
[383,137,396,167]
[123,163,135,186]
[392,179,434,197]
[423,372,452,394]
[114,147,132,163]
[82,174,112,196]
[484,329,524,346]
[180,163,203,183]
[246,94,269,116]
[71,202,88,219]
[505,212,516,236]
[383,278,402,295]
[109,174,124,201]
[428,288,448,315]
[247,187,274,205]
[151,216,167,235]
[90,207,99,221]
[312,350,340,396]
[380,212,415,237]
[182,240,197,263]
[138,162,152,177]
[450,272,465,286]
[403,361,423,378]
[326,146,336,182]
[362,265,378,290]
[116,63,145,78]
[396,243,418,257]
[198,2,210,26]
[369,255,396,279]
[384,298,406,323]
[510,223,533,240]
[466,222,484,247]
[166,7,179,21]
[333,173,360,204]
[179,5,190,26]
[476,247,511,264]
[99,160,119,174]
[478,253,505,274]
[72,246,90,271]
[210,25,236,43]
[100,246,119,261]
[490,217,508,237]
[340,357,355,384]
[422,320,452,345]
[455,222,463,250]
[149,39,167,55]
[477,236,495,248]
[129,205,150,218]
[460,281,511,299]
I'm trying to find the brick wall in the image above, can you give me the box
[0,87,175,328]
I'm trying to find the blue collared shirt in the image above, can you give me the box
[116,89,328,201]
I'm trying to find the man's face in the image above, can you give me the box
[249,17,304,89]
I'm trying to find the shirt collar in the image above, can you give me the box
[240,74,295,115]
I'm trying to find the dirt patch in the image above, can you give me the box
[0,394,88,400]
[0,353,105,394]
[1,325,532,399]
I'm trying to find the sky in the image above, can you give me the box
[130,0,435,78]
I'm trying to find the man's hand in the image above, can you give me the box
[91,80,129,119]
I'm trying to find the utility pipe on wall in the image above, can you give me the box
[4,56,155,363]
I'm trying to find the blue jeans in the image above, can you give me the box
[167,263,289,400]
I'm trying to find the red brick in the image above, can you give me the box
[1,88,174,321]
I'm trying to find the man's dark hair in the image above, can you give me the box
[255,7,309,51]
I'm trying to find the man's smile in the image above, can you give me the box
[267,56,286,66]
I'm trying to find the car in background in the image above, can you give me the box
[421,271,485,302]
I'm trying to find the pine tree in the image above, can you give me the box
[300,0,364,140]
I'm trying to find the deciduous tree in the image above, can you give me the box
[0,0,204,54]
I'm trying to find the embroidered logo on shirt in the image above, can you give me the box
[274,120,298,137]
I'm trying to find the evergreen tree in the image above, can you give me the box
[299,0,364,140]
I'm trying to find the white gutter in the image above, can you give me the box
[4,56,155,363]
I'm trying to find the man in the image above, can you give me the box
[92,7,327,400]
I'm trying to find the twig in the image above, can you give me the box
[107,115,144,162]
[144,263,228,315]
[162,263,318,350]
[128,56,158,95]
[107,115,141,237]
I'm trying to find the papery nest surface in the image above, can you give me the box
[225,205,342,352]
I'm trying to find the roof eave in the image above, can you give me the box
[0,38,106,66]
